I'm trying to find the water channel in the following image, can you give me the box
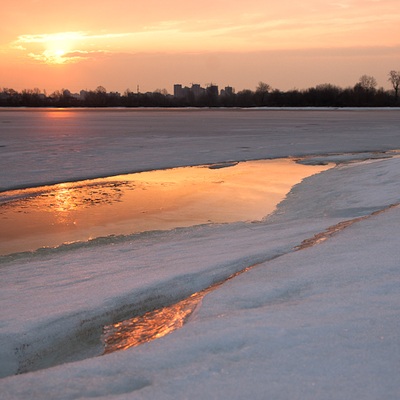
[0,159,331,257]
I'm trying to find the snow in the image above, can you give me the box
[1,108,399,191]
[0,109,400,399]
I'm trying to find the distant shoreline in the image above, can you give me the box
[1,106,400,111]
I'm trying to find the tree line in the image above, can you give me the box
[1,71,399,108]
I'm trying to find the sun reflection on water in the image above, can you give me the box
[0,159,332,256]
[53,185,76,212]
[52,184,80,223]
[103,291,205,354]
[102,267,253,354]
[45,109,76,118]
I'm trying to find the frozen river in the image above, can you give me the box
[0,109,400,399]
[1,108,399,191]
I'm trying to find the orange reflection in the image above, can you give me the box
[103,292,204,353]
[45,109,75,118]
[296,203,399,250]
[53,185,75,212]
[52,184,75,224]
[0,159,332,256]
[102,266,253,354]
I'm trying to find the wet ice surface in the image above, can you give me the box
[0,109,400,399]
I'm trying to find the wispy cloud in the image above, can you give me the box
[9,5,400,64]
[11,31,129,64]
[27,49,110,64]
[13,31,129,45]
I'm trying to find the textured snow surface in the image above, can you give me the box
[1,108,400,191]
[0,109,400,399]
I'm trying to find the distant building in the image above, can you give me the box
[174,84,184,98]
[221,86,234,96]
[207,85,219,97]
[173,83,232,99]
[191,84,205,98]
[174,83,205,99]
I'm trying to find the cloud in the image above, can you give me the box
[8,6,400,64]
[13,31,129,45]
[27,49,111,64]
[11,31,129,64]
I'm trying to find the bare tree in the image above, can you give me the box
[95,86,107,94]
[357,75,377,91]
[255,81,271,105]
[256,81,271,93]
[124,88,132,97]
[388,70,400,102]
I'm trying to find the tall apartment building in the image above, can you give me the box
[173,84,184,98]
[174,83,206,98]
[221,86,234,96]
[206,85,219,97]
[174,83,233,98]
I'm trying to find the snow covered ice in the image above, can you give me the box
[0,109,400,399]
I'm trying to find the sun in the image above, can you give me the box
[44,38,72,64]
[54,48,67,57]
[24,32,81,64]
[13,31,112,65]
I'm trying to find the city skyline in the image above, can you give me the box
[1,1,399,93]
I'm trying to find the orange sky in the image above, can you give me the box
[1,0,399,93]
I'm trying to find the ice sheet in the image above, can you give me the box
[1,108,400,191]
[0,109,400,399]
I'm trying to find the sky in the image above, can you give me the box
[1,0,399,94]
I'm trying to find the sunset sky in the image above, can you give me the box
[1,0,399,94]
